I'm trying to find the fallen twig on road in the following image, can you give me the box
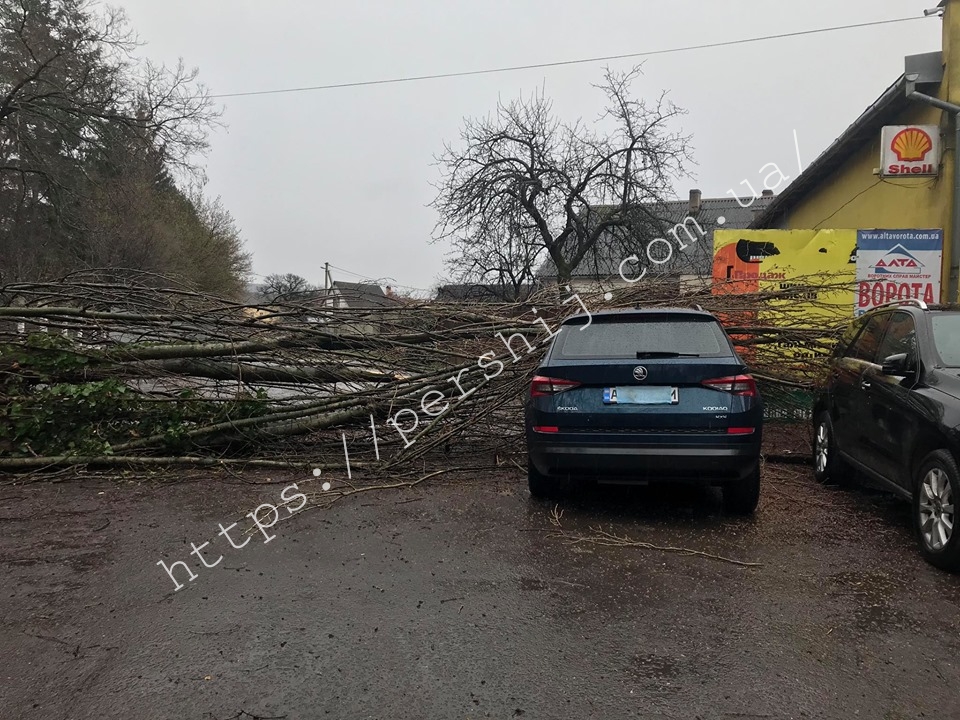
[550,527,762,568]
[213,711,287,720]
[0,455,328,472]
[303,465,499,511]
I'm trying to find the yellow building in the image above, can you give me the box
[753,0,960,304]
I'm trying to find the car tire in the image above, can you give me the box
[913,450,960,572]
[723,460,761,515]
[528,461,566,500]
[813,412,845,485]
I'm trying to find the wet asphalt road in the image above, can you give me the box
[2,464,960,720]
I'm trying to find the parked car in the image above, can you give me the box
[813,299,960,571]
[524,308,764,513]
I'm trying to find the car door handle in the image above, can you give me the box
[860,379,872,389]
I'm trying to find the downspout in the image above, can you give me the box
[906,73,960,302]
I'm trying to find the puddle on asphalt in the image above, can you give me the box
[629,653,682,680]
[828,571,919,634]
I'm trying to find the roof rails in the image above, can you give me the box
[874,298,929,311]
[631,304,707,312]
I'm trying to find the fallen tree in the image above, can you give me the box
[0,269,849,473]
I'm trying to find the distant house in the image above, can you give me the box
[536,189,776,294]
[330,281,397,309]
[434,283,535,303]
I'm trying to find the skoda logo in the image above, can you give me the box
[633,366,648,381]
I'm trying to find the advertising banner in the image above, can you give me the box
[713,228,857,308]
[713,229,858,361]
[855,229,943,316]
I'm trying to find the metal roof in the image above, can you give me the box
[435,283,534,302]
[750,76,913,229]
[331,281,396,308]
[536,195,775,280]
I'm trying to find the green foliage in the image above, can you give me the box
[1,332,91,379]
[0,0,250,296]
[0,335,270,457]
[3,379,133,456]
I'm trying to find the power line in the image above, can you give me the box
[326,262,378,281]
[211,16,931,99]
[812,178,884,230]
[326,262,432,293]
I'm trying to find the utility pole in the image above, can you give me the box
[324,262,331,307]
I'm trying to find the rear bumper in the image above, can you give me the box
[528,438,760,482]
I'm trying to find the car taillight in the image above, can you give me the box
[702,374,757,397]
[530,375,582,398]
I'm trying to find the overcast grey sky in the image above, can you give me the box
[115,0,941,294]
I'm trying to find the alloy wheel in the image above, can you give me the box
[815,422,829,475]
[919,467,955,552]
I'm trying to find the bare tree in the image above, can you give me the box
[432,67,691,286]
[443,198,544,301]
[0,0,218,180]
[260,273,317,302]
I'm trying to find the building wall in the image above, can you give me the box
[770,0,960,302]
[773,102,953,299]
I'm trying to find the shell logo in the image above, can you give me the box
[891,127,933,162]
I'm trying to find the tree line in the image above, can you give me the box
[0,0,250,297]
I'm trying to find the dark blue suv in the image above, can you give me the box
[525,308,763,513]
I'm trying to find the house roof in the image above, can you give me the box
[435,283,534,302]
[536,195,775,280]
[331,281,396,309]
[750,75,913,229]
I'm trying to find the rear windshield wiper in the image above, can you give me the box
[635,351,701,359]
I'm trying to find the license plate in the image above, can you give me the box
[603,386,679,405]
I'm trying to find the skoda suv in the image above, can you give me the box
[525,308,763,513]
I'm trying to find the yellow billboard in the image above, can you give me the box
[712,229,857,362]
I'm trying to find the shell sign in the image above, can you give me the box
[881,125,940,177]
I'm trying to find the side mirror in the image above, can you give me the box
[881,353,910,375]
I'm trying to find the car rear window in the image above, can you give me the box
[552,317,733,359]
[931,314,960,366]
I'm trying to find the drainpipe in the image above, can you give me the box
[906,72,960,303]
